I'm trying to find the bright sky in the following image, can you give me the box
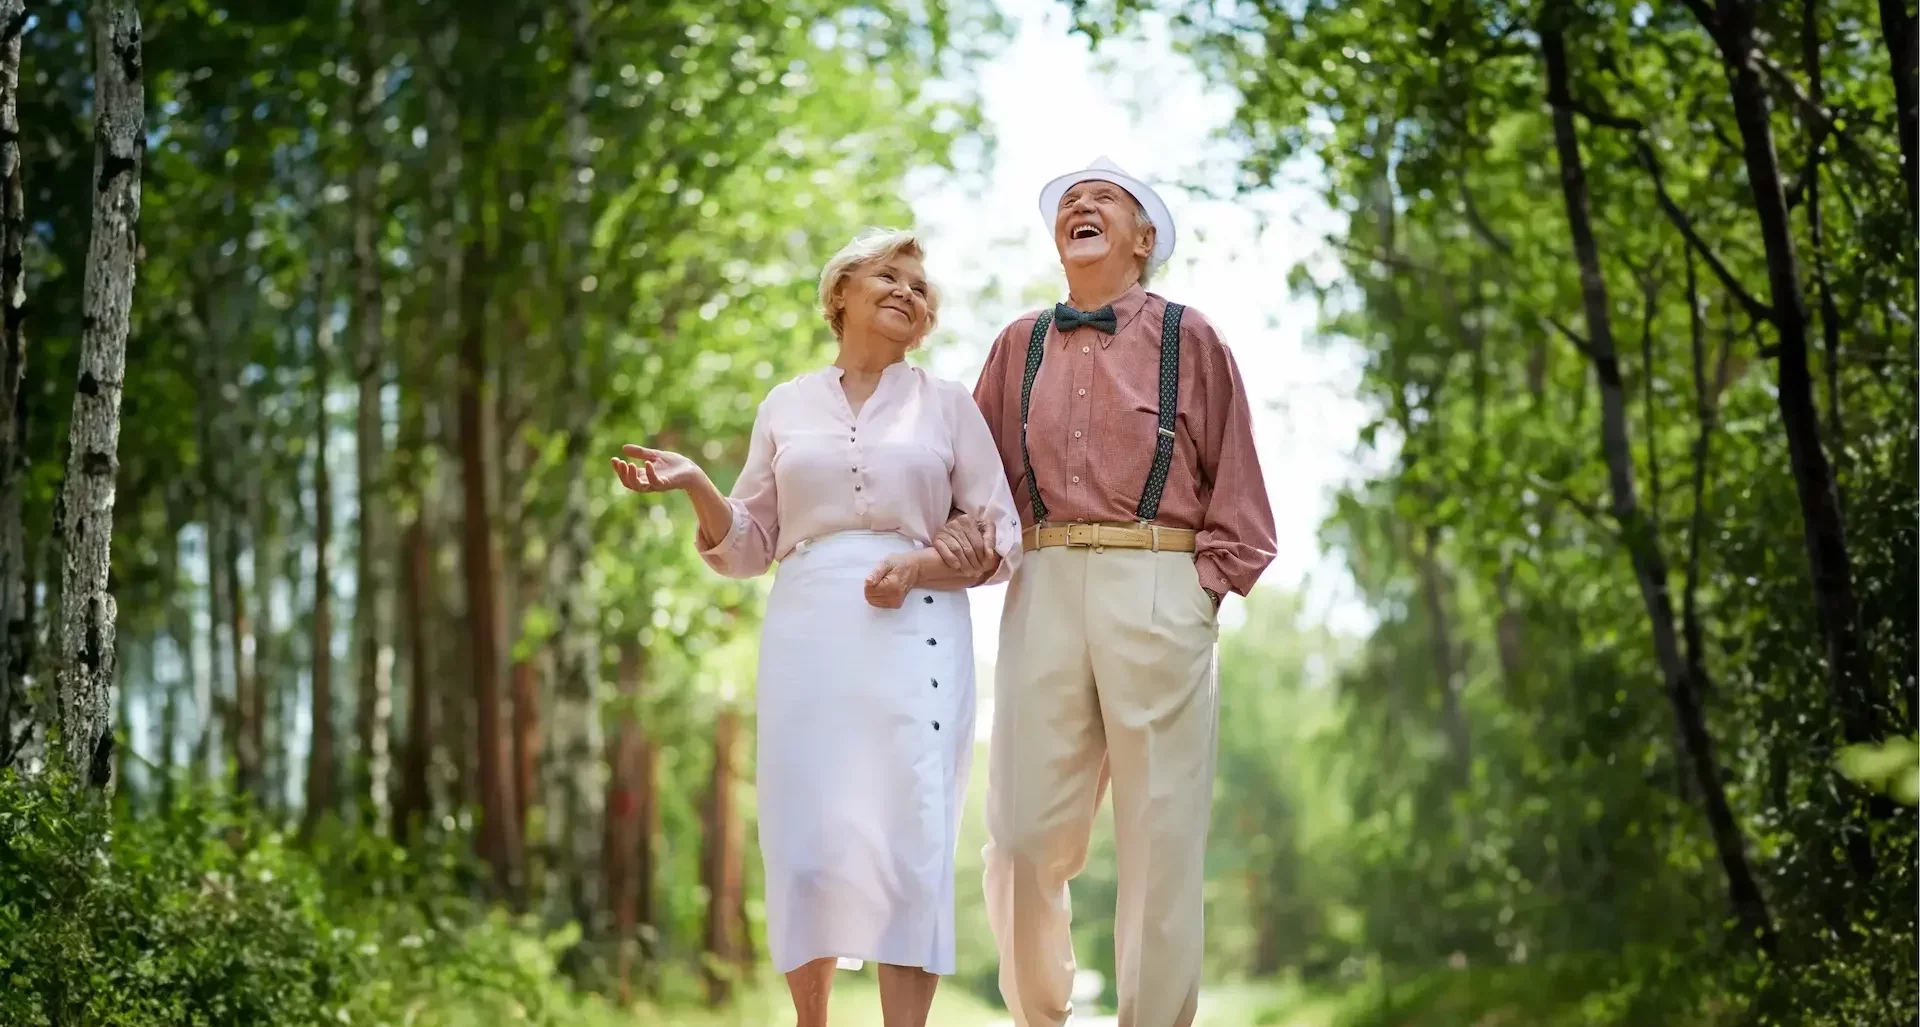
[903,0,1377,699]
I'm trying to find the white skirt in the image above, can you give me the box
[756,530,977,976]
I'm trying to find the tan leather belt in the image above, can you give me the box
[1021,522,1197,554]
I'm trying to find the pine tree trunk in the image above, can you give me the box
[606,639,646,1000]
[304,264,339,834]
[228,477,259,797]
[702,706,743,1007]
[0,0,26,768]
[1541,12,1776,951]
[542,0,607,936]
[512,648,539,846]
[459,238,522,898]
[55,0,143,787]
[394,515,433,842]
[414,27,465,825]
[251,476,278,812]
[350,0,393,834]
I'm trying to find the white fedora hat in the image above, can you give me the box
[1038,156,1177,270]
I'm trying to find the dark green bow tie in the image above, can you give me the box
[1053,302,1118,334]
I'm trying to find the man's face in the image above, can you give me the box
[1053,179,1153,276]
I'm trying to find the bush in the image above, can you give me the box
[0,770,625,1027]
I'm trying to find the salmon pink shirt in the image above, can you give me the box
[698,362,1022,583]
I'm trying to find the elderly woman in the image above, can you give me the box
[611,228,1020,1027]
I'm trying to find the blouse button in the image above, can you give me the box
[923,595,933,604]
[930,678,938,688]
[1071,475,1081,483]
[932,721,941,731]
[926,638,937,646]
[1077,388,1086,396]
[1081,346,1090,353]
[1073,430,1082,438]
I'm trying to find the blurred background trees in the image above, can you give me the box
[0,0,1913,1024]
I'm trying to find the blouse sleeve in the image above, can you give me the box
[697,392,780,579]
[946,380,1022,586]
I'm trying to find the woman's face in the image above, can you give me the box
[838,252,931,346]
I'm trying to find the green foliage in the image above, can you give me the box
[1839,736,1920,807]
[0,769,680,1026]
[1060,0,1917,1023]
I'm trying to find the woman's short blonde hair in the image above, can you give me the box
[818,227,942,341]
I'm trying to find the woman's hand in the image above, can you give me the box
[612,444,704,494]
[864,553,922,609]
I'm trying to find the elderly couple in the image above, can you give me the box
[612,158,1275,1027]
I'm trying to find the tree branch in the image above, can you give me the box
[1634,141,1776,323]
[1458,177,1515,256]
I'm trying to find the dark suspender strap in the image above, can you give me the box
[1135,301,1184,522]
[1018,310,1053,524]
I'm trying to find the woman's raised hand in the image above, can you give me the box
[612,444,704,494]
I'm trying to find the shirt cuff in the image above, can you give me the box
[1196,556,1233,601]
[697,503,750,559]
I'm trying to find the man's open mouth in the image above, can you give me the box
[1071,224,1103,240]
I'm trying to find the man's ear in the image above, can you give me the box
[1135,225,1156,261]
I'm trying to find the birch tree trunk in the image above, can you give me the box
[54,0,143,787]
[1541,11,1775,951]
[542,0,607,934]
[0,0,26,766]
[350,0,393,833]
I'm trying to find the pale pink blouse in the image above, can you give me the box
[698,362,1022,584]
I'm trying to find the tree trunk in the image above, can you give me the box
[394,515,433,842]
[1699,1,1881,752]
[53,0,143,788]
[193,304,233,784]
[606,639,646,1002]
[304,264,339,834]
[635,728,660,992]
[1876,0,1918,225]
[415,24,465,824]
[228,477,259,798]
[1414,525,1470,776]
[512,648,539,845]
[542,0,608,938]
[1541,13,1776,952]
[702,705,744,1006]
[459,238,522,898]
[1802,0,1847,502]
[0,0,26,767]
[350,0,393,834]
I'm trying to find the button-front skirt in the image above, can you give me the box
[756,530,976,976]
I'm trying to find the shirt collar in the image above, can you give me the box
[1060,284,1149,349]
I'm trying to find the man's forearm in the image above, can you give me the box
[910,547,998,590]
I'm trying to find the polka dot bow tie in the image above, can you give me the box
[1053,302,1118,334]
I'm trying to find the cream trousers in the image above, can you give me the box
[983,546,1219,1027]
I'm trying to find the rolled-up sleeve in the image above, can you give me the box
[1190,323,1277,597]
[697,396,780,579]
[946,381,1022,585]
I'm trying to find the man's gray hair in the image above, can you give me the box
[818,227,942,341]
[1133,204,1157,287]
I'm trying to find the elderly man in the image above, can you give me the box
[935,157,1277,1026]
